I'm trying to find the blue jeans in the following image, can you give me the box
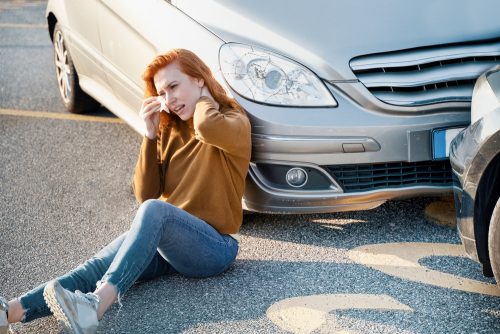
[18,199,238,322]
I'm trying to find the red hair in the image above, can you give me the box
[142,49,243,131]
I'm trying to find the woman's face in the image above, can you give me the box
[153,62,204,121]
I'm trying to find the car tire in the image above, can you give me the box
[52,23,100,114]
[488,196,500,288]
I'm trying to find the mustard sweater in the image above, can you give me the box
[132,97,252,234]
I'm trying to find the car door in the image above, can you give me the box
[96,0,224,132]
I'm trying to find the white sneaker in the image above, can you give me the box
[0,296,9,334]
[43,280,100,334]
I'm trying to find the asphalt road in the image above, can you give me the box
[1,1,499,333]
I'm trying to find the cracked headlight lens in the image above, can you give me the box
[219,43,337,107]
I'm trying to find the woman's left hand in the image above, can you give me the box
[201,86,219,110]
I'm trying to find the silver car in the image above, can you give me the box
[45,0,500,213]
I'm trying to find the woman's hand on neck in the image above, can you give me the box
[200,86,220,110]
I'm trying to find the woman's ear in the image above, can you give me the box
[195,78,204,88]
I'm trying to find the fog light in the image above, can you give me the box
[285,168,308,188]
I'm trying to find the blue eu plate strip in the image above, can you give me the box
[433,130,447,159]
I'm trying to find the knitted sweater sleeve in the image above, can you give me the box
[193,96,251,157]
[132,135,162,203]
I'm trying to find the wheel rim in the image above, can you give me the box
[54,30,71,104]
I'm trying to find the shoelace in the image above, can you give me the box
[74,291,100,310]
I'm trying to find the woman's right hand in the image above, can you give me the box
[139,96,161,139]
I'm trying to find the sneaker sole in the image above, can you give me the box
[43,280,84,334]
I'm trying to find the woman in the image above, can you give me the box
[0,49,251,334]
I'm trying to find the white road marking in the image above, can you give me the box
[267,294,412,334]
[347,242,500,296]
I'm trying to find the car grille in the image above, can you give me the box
[350,40,500,106]
[325,161,453,193]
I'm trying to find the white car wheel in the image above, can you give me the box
[53,23,99,114]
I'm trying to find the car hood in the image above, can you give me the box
[175,0,500,81]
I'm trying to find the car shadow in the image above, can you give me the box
[240,196,457,249]
[95,256,500,334]
[84,106,119,119]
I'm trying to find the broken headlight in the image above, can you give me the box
[219,43,337,107]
